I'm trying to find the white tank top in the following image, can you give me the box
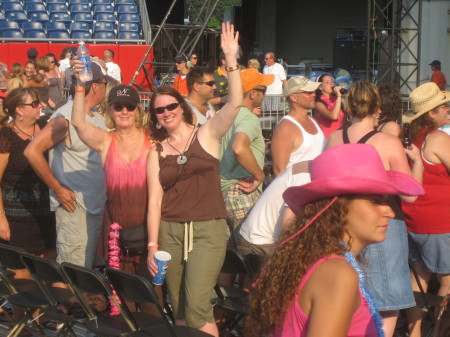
[281,115,325,168]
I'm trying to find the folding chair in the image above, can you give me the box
[0,244,71,337]
[20,253,89,337]
[214,249,253,337]
[105,267,213,337]
[61,262,164,336]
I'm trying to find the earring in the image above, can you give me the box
[20,115,23,121]
[346,114,351,122]
[156,122,162,129]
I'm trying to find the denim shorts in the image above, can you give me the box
[361,218,415,311]
[408,232,450,274]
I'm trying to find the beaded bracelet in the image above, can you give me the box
[225,64,239,72]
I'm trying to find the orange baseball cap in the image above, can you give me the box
[241,68,274,93]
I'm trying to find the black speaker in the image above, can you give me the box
[146,0,184,25]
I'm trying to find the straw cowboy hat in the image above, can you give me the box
[403,82,450,123]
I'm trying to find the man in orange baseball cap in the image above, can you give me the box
[219,68,274,247]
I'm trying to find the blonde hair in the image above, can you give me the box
[248,58,261,71]
[104,104,145,130]
[346,81,380,119]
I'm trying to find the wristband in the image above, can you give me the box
[225,64,239,72]
[75,88,85,93]
[147,242,159,249]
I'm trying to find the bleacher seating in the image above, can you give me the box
[0,0,143,42]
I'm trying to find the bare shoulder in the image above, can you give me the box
[426,129,450,145]
[325,129,343,149]
[380,121,401,137]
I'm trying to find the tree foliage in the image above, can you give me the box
[185,0,242,28]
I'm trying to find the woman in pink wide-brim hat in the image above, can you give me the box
[248,143,424,337]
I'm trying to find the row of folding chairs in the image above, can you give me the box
[0,243,212,337]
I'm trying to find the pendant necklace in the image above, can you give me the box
[13,122,35,141]
[166,126,196,165]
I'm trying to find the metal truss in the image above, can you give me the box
[129,0,221,92]
[367,0,422,93]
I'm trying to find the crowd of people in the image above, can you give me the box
[0,22,448,337]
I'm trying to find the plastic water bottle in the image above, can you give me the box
[77,41,93,82]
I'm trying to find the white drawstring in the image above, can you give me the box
[183,221,194,261]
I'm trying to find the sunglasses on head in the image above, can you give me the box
[113,103,136,112]
[153,102,180,114]
[197,81,215,87]
[20,100,40,108]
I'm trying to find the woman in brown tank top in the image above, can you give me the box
[146,23,243,337]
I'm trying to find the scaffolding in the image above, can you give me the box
[367,0,422,94]
[129,0,221,91]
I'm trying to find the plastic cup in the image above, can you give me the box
[152,251,171,285]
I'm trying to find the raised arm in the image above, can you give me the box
[71,58,109,154]
[146,147,164,276]
[203,22,242,141]
[24,117,77,212]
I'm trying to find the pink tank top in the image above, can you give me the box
[315,95,345,138]
[273,256,378,337]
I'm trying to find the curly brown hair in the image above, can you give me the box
[378,82,403,122]
[247,197,352,336]
[148,87,194,141]
[408,110,436,144]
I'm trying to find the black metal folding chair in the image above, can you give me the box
[105,267,213,337]
[0,243,71,337]
[20,253,89,337]
[61,261,164,336]
[214,249,254,337]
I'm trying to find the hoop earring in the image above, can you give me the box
[346,114,351,122]
[156,122,162,129]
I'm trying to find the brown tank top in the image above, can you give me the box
[159,133,227,222]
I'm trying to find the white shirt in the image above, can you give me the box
[59,58,70,74]
[106,61,122,82]
[263,63,286,95]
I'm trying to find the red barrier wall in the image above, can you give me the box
[0,43,154,90]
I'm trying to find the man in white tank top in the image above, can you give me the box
[271,76,322,175]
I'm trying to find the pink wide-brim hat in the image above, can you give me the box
[283,143,425,214]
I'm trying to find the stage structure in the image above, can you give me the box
[129,0,221,91]
[367,0,422,93]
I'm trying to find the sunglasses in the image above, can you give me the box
[176,61,185,65]
[153,102,180,114]
[50,60,56,64]
[254,88,267,94]
[191,57,197,60]
[264,57,272,60]
[19,100,40,108]
[197,81,215,87]
[113,103,136,112]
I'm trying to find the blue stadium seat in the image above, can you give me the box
[48,31,70,39]
[46,21,67,32]
[117,5,138,14]
[48,4,68,13]
[93,31,115,40]
[70,31,91,39]
[72,12,93,22]
[2,3,24,13]
[47,0,67,4]
[25,30,47,39]
[118,31,139,40]
[118,13,140,23]
[51,12,71,25]
[68,0,90,4]
[115,0,135,6]
[92,0,112,5]
[94,13,115,23]
[93,4,114,14]
[118,22,139,32]
[1,30,23,38]
[70,22,90,32]
[25,3,47,13]
[7,11,28,23]
[22,21,44,32]
[0,20,20,31]
[69,4,91,13]
[28,12,50,23]
[24,0,44,4]
[93,21,114,32]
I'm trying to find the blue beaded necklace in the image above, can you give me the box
[344,251,385,337]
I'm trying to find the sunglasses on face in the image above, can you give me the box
[49,60,56,64]
[176,62,185,65]
[113,103,136,112]
[153,102,180,114]
[197,81,215,87]
[19,100,40,108]
[191,57,197,60]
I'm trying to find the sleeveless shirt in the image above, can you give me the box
[280,115,325,170]
[159,132,227,222]
[274,256,378,337]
